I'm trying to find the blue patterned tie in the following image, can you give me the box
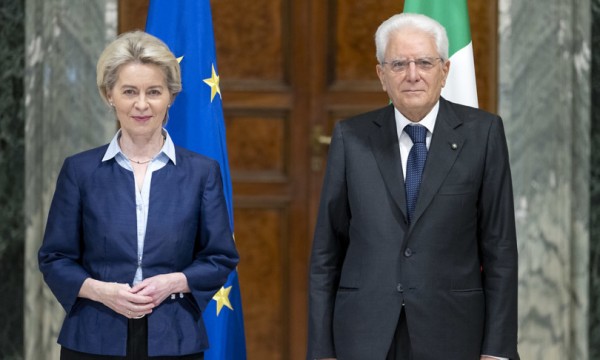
[404,125,428,223]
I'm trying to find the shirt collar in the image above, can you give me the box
[394,101,440,134]
[102,129,177,165]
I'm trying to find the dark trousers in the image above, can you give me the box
[386,308,413,360]
[60,317,204,360]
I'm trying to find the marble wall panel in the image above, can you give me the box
[0,0,25,358]
[588,0,600,358]
[499,0,590,359]
[24,1,117,359]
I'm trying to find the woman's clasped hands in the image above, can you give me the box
[81,273,188,319]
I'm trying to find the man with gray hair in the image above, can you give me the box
[307,13,519,360]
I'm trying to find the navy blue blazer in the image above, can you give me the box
[38,144,239,356]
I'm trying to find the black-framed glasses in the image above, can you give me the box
[380,57,444,73]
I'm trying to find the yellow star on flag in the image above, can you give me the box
[213,286,233,316]
[203,64,221,102]
[176,56,184,63]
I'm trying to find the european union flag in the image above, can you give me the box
[146,1,246,359]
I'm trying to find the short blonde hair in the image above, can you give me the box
[96,31,181,106]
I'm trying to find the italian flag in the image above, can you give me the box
[404,0,479,108]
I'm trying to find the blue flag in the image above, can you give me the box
[146,1,246,359]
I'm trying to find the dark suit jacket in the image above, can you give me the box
[308,98,519,360]
[38,144,239,356]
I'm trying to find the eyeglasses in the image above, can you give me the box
[380,57,444,73]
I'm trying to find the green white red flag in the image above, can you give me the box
[404,0,479,108]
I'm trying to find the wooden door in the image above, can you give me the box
[119,1,496,359]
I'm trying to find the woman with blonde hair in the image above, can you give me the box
[39,31,239,360]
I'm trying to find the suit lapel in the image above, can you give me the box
[370,105,408,222]
[411,99,464,226]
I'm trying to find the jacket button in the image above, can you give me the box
[397,284,404,292]
[404,248,413,257]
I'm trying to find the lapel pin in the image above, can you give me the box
[451,143,458,150]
